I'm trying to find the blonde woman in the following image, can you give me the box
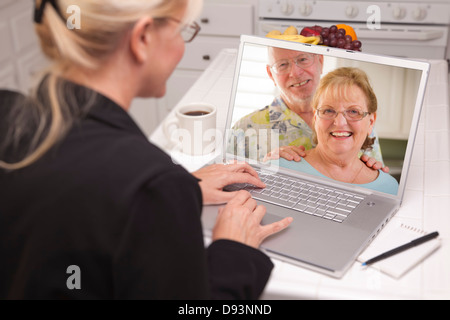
[0,0,292,299]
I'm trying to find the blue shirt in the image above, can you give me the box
[275,158,399,195]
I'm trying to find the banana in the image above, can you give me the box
[266,33,321,45]
[266,26,321,45]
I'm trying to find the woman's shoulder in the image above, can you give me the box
[64,121,190,190]
[377,170,399,185]
[376,170,399,184]
[0,90,26,107]
[0,90,26,125]
[369,169,399,195]
[64,132,195,208]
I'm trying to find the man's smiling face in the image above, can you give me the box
[267,47,324,109]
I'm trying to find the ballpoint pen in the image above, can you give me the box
[362,231,439,266]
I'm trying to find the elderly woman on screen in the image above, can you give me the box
[276,67,399,195]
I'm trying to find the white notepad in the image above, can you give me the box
[358,222,441,279]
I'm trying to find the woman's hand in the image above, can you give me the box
[360,155,390,173]
[192,162,266,205]
[212,190,293,249]
[263,146,306,162]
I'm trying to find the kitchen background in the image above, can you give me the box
[1,0,449,171]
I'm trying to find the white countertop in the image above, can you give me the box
[150,49,450,300]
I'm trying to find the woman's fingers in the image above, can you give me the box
[193,163,266,205]
[264,146,306,162]
[259,217,294,240]
[213,190,293,248]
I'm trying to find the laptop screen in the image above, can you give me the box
[225,36,429,199]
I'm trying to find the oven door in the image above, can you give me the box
[258,19,449,59]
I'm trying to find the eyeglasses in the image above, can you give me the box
[270,53,316,75]
[155,17,201,43]
[316,108,370,121]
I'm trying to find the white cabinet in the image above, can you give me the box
[0,0,257,137]
[129,0,257,136]
[0,0,50,94]
[198,2,254,37]
[129,68,203,136]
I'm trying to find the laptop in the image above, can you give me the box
[202,35,430,278]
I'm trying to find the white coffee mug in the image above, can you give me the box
[163,102,217,156]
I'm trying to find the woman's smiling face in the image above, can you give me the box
[314,84,376,157]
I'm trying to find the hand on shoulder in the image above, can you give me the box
[263,145,306,162]
[360,154,390,173]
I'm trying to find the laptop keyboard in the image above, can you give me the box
[226,168,366,223]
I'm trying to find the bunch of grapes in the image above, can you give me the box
[320,25,362,51]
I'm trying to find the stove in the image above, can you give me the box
[258,0,450,60]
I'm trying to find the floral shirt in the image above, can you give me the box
[227,97,383,163]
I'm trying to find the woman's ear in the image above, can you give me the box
[129,17,154,64]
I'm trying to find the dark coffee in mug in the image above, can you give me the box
[164,102,216,155]
[184,110,211,117]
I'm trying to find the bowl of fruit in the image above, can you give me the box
[266,24,362,51]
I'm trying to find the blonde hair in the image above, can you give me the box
[0,0,203,170]
[311,67,377,151]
